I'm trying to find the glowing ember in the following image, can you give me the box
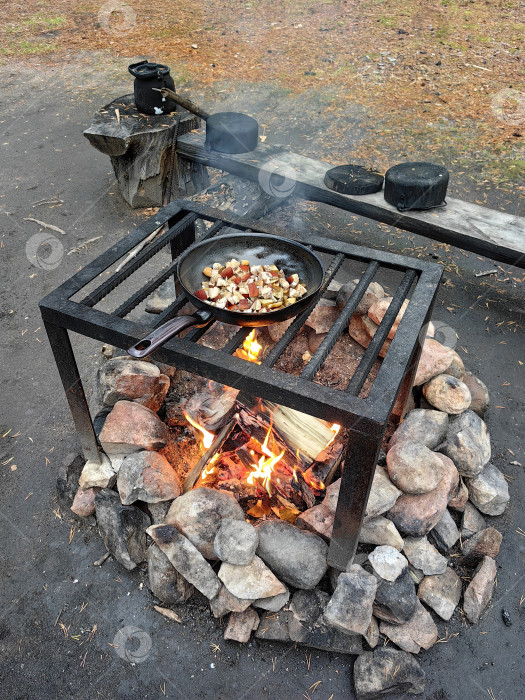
[184,411,215,449]
[246,421,285,494]
[234,329,262,363]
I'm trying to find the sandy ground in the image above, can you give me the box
[0,54,524,700]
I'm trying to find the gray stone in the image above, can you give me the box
[219,555,286,600]
[304,299,340,334]
[209,585,253,618]
[461,527,502,566]
[461,502,486,539]
[224,607,260,643]
[323,564,377,635]
[213,518,258,565]
[97,357,170,412]
[363,616,380,648]
[438,410,491,478]
[466,463,509,515]
[387,442,445,495]
[147,543,193,605]
[253,587,290,612]
[417,567,462,620]
[423,374,472,414]
[408,565,425,585]
[290,588,329,624]
[295,503,334,541]
[387,453,459,537]
[117,451,181,505]
[359,517,404,550]
[379,600,438,653]
[388,409,449,451]
[288,594,363,654]
[336,278,385,315]
[463,556,497,623]
[429,509,460,553]
[324,470,402,520]
[255,610,291,641]
[147,500,172,524]
[373,568,419,624]
[368,545,408,581]
[403,537,448,575]
[324,279,342,300]
[462,373,490,416]
[147,524,220,599]
[354,649,426,699]
[256,520,328,589]
[414,338,455,386]
[79,454,116,490]
[448,477,469,512]
[99,400,168,455]
[95,489,150,570]
[166,487,244,560]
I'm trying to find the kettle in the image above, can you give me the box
[128,60,177,116]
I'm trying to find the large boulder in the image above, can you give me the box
[323,564,377,635]
[256,520,328,589]
[423,374,471,414]
[353,649,426,699]
[147,543,193,605]
[414,339,455,386]
[387,453,459,537]
[388,409,449,452]
[417,567,462,621]
[97,357,170,412]
[117,451,181,505]
[99,401,168,455]
[166,487,244,560]
[95,489,150,570]
[387,442,445,495]
[466,463,509,515]
[147,524,220,599]
[219,555,286,600]
[438,410,491,478]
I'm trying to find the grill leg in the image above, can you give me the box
[43,320,101,464]
[327,430,383,570]
[170,215,196,297]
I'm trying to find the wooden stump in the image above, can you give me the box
[83,95,209,208]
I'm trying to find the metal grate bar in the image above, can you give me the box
[345,269,417,396]
[300,260,380,381]
[263,252,346,367]
[113,219,227,318]
[185,322,215,343]
[223,327,252,355]
[79,213,197,308]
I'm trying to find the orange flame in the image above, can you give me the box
[246,421,285,494]
[184,411,215,449]
[234,329,262,363]
[326,423,341,448]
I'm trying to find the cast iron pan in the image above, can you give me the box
[128,233,325,358]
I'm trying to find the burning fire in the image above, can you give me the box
[234,329,262,363]
[184,411,215,448]
[246,420,285,495]
[326,423,341,447]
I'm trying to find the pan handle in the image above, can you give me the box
[127,309,213,358]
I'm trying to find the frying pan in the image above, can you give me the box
[128,233,325,359]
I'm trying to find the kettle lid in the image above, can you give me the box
[128,60,170,79]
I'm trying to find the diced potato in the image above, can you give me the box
[215,297,227,309]
[208,287,220,300]
[203,267,213,277]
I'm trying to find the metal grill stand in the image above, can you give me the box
[40,201,442,570]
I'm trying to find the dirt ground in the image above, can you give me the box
[0,22,524,700]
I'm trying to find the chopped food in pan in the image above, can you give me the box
[194,259,308,312]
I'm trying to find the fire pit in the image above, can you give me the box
[40,200,442,569]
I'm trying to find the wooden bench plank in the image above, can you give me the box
[177,132,525,269]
